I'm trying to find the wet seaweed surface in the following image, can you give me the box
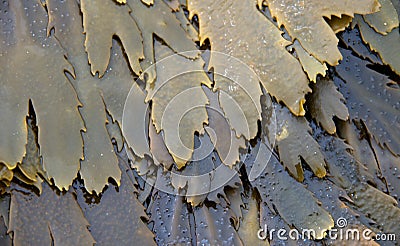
[0,0,399,245]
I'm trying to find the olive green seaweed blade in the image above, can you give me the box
[0,0,84,189]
